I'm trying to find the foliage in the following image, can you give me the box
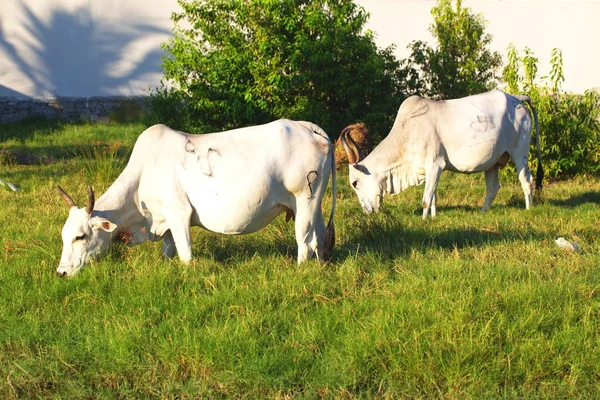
[502,45,600,179]
[146,0,406,140]
[3,121,600,397]
[403,0,502,99]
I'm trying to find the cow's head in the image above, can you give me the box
[340,128,384,214]
[57,186,117,277]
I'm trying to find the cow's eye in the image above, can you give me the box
[74,235,85,241]
[352,180,358,189]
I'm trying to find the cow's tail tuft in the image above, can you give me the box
[515,95,544,192]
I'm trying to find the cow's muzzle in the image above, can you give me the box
[56,264,77,278]
[361,197,381,214]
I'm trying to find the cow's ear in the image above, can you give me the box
[352,163,370,175]
[89,216,117,232]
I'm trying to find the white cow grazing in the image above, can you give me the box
[341,90,543,219]
[57,120,336,277]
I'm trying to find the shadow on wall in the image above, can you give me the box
[0,85,27,97]
[0,1,170,98]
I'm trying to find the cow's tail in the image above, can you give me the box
[515,95,544,192]
[324,139,336,262]
[303,122,336,262]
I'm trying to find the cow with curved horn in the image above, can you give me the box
[341,90,543,219]
[334,123,372,167]
[57,120,336,277]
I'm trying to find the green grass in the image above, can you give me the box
[1,120,600,398]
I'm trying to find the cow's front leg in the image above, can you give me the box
[422,163,444,220]
[482,165,501,212]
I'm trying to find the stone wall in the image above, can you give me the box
[0,96,146,123]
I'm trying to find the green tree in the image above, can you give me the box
[502,44,600,179]
[147,0,406,139]
[404,0,502,99]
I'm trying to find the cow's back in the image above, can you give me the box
[176,120,332,234]
[99,124,188,204]
[421,91,528,172]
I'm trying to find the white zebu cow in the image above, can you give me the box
[341,90,543,219]
[57,120,336,277]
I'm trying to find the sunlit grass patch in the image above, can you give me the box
[73,140,129,183]
[2,120,600,398]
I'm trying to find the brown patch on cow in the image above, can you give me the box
[118,228,135,245]
[335,123,373,169]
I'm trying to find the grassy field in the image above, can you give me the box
[1,120,600,398]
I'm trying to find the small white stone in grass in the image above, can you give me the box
[555,237,581,253]
[0,179,19,191]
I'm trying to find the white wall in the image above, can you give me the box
[1,0,598,98]
[0,0,177,98]
[356,0,600,93]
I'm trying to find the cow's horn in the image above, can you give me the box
[86,185,95,214]
[57,185,77,209]
[340,126,363,164]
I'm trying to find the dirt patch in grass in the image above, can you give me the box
[0,149,56,165]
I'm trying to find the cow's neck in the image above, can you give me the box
[92,176,146,239]
[366,127,405,168]
[363,131,425,195]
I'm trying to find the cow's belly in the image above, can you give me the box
[186,178,290,235]
[444,137,507,173]
[192,195,287,234]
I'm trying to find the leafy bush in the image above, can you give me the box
[146,0,407,140]
[502,45,600,179]
[402,0,502,99]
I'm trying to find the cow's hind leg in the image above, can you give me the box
[422,163,444,219]
[163,203,194,263]
[482,164,501,212]
[431,192,437,218]
[513,154,533,210]
[168,223,193,263]
[294,198,326,263]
